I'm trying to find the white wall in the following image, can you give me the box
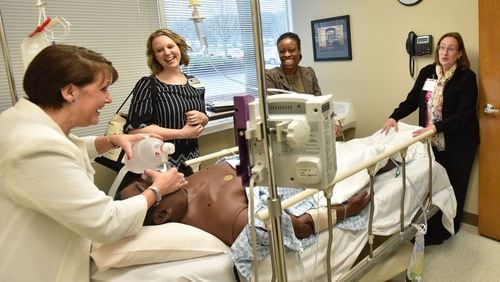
[290,0,479,215]
[93,0,480,217]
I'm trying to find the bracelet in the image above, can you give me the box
[147,185,162,206]
[107,135,119,148]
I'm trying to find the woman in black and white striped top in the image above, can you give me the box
[125,29,208,176]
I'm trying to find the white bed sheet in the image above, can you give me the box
[371,157,455,236]
[91,157,454,282]
[329,123,435,205]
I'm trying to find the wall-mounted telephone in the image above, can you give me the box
[406,31,433,56]
[406,31,433,77]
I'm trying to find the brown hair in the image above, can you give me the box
[23,44,118,109]
[434,32,471,71]
[146,28,191,75]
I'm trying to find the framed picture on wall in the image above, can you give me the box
[311,15,352,61]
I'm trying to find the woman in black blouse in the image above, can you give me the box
[381,32,479,245]
[125,29,208,176]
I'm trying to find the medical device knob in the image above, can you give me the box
[286,119,310,148]
[161,142,175,159]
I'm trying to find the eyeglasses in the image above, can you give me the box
[438,45,459,53]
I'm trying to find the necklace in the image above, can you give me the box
[157,71,187,85]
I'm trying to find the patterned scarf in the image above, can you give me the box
[425,64,456,151]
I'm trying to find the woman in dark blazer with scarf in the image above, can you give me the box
[381,32,479,245]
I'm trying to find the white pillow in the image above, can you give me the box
[91,223,231,272]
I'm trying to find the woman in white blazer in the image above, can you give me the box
[0,44,187,282]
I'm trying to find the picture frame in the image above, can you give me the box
[311,15,352,61]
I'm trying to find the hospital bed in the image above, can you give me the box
[90,123,456,282]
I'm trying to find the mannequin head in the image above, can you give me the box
[120,181,188,225]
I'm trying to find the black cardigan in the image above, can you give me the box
[389,64,479,151]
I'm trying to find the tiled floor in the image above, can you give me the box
[390,224,500,282]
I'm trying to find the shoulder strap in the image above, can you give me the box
[115,75,156,114]
[115,91,133,114]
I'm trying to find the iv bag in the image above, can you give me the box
[407,223,426,281]
[20,27,50,70]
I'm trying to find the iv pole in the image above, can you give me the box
[0,7,19,105]
[249,0,288,280]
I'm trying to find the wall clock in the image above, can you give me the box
[398,0,422,6]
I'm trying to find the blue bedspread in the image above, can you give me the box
[230,186,367,281]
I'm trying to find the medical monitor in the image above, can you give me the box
[246,93,337,190]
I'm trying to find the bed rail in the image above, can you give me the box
[183,130,435,222]
[255,129,435,221]
[253,128,435,275]
[184,146,238,172]
[183,129,436,281]
[339,204,440,282]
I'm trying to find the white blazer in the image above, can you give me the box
[0,98,147,282]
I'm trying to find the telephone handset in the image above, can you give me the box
[406,31,417,56]
[406,31,433,77]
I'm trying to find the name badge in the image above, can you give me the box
[188,77,204,88]
[422,78,437,92]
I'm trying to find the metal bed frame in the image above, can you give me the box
[182,129,439,281]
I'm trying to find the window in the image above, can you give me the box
[0,0,159,137]
[162,0,293,103]
[0,0,292,137]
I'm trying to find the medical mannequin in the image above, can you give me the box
[120,162,370,246]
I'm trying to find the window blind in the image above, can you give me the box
[163,0,293,102]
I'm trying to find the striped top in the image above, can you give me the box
[124,75,206,174]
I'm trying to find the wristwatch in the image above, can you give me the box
[147,185,161,206]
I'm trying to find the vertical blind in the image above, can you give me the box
[0,0,292,137]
